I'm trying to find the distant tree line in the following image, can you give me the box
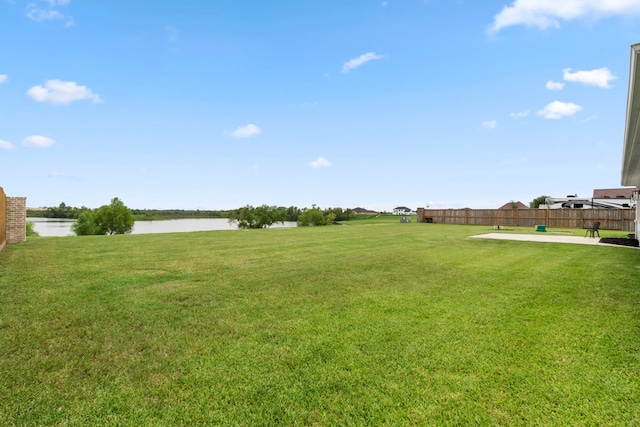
[28,204,234,220]
[130,209,233,220]
[230,205,354,229]
[27,202,91,219]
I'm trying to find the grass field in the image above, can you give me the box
[1,219,639,425]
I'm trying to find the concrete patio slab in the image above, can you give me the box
[469,233,631,247]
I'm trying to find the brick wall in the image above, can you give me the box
[7,197,26,244]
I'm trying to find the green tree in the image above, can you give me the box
[72,211,101,235]
[229,205,286,229]
[93,197,135,235]
[530,195,549,209]
[285,206,301,222]
[297,205,336,226]
[326,207,353,222]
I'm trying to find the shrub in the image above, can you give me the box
[25,222,40,237]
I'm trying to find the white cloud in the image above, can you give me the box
[26,0,73,26]
[489,0,640,33]
[0,139,13,150]
[26,6,63,21]
[546,80,564,91]
[27,79,101,105]
[562,67,616,88]
[309,156,332,169]
[22,135,56,148]
[510,110,530,118]
[537,101,582,119]
[0,74,7,85]
[45,0,71,6]
[342,52,384,74]
[226,124,261,138]
[482,120,497,129]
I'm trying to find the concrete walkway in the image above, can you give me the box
[469,233,627,247]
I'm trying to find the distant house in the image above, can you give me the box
[352,207,379,215]
[392,206,414,215]
[498,201,528,210]
[593,188,635,199]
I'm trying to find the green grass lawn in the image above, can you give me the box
[1,221,639,425]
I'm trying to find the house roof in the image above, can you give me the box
[622,43,640,187]
[498,201,528,209]
[593,188,635,198]
[352,207,378,214]
[393,206,411,210]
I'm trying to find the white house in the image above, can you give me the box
[622,43,640,238]
[393,206,415,215]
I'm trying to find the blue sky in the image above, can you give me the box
[2,0,640,211]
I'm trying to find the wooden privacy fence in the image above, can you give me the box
[0,187,6,251]
[417,208,636,232]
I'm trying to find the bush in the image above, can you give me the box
[297,205,336,226]
[72,211,101,235]
[25,222,40,237]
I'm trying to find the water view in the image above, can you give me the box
[28,218,297,237]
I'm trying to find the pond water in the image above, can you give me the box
[27,218,297,237]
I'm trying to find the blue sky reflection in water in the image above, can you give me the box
[2,1,640,211]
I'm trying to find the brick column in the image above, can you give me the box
[7,197,26,244]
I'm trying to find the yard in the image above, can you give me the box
[1,220,639,425]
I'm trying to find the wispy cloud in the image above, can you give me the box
[537,101,582,119]
[0,74,7,85]
[489,0,640,33]
[510,110,529,118]
[342,52,384,74]
[226,124,261,139]
[27,80,102,105]
[26,0,73,27]
[563,67,616,88]
[23,135,56,148]
[309,156,332,169]
[0,139,13,150]
[482,120,497,130]
[546,80,564,91]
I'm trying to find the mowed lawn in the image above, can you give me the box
[1,220,639,426]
